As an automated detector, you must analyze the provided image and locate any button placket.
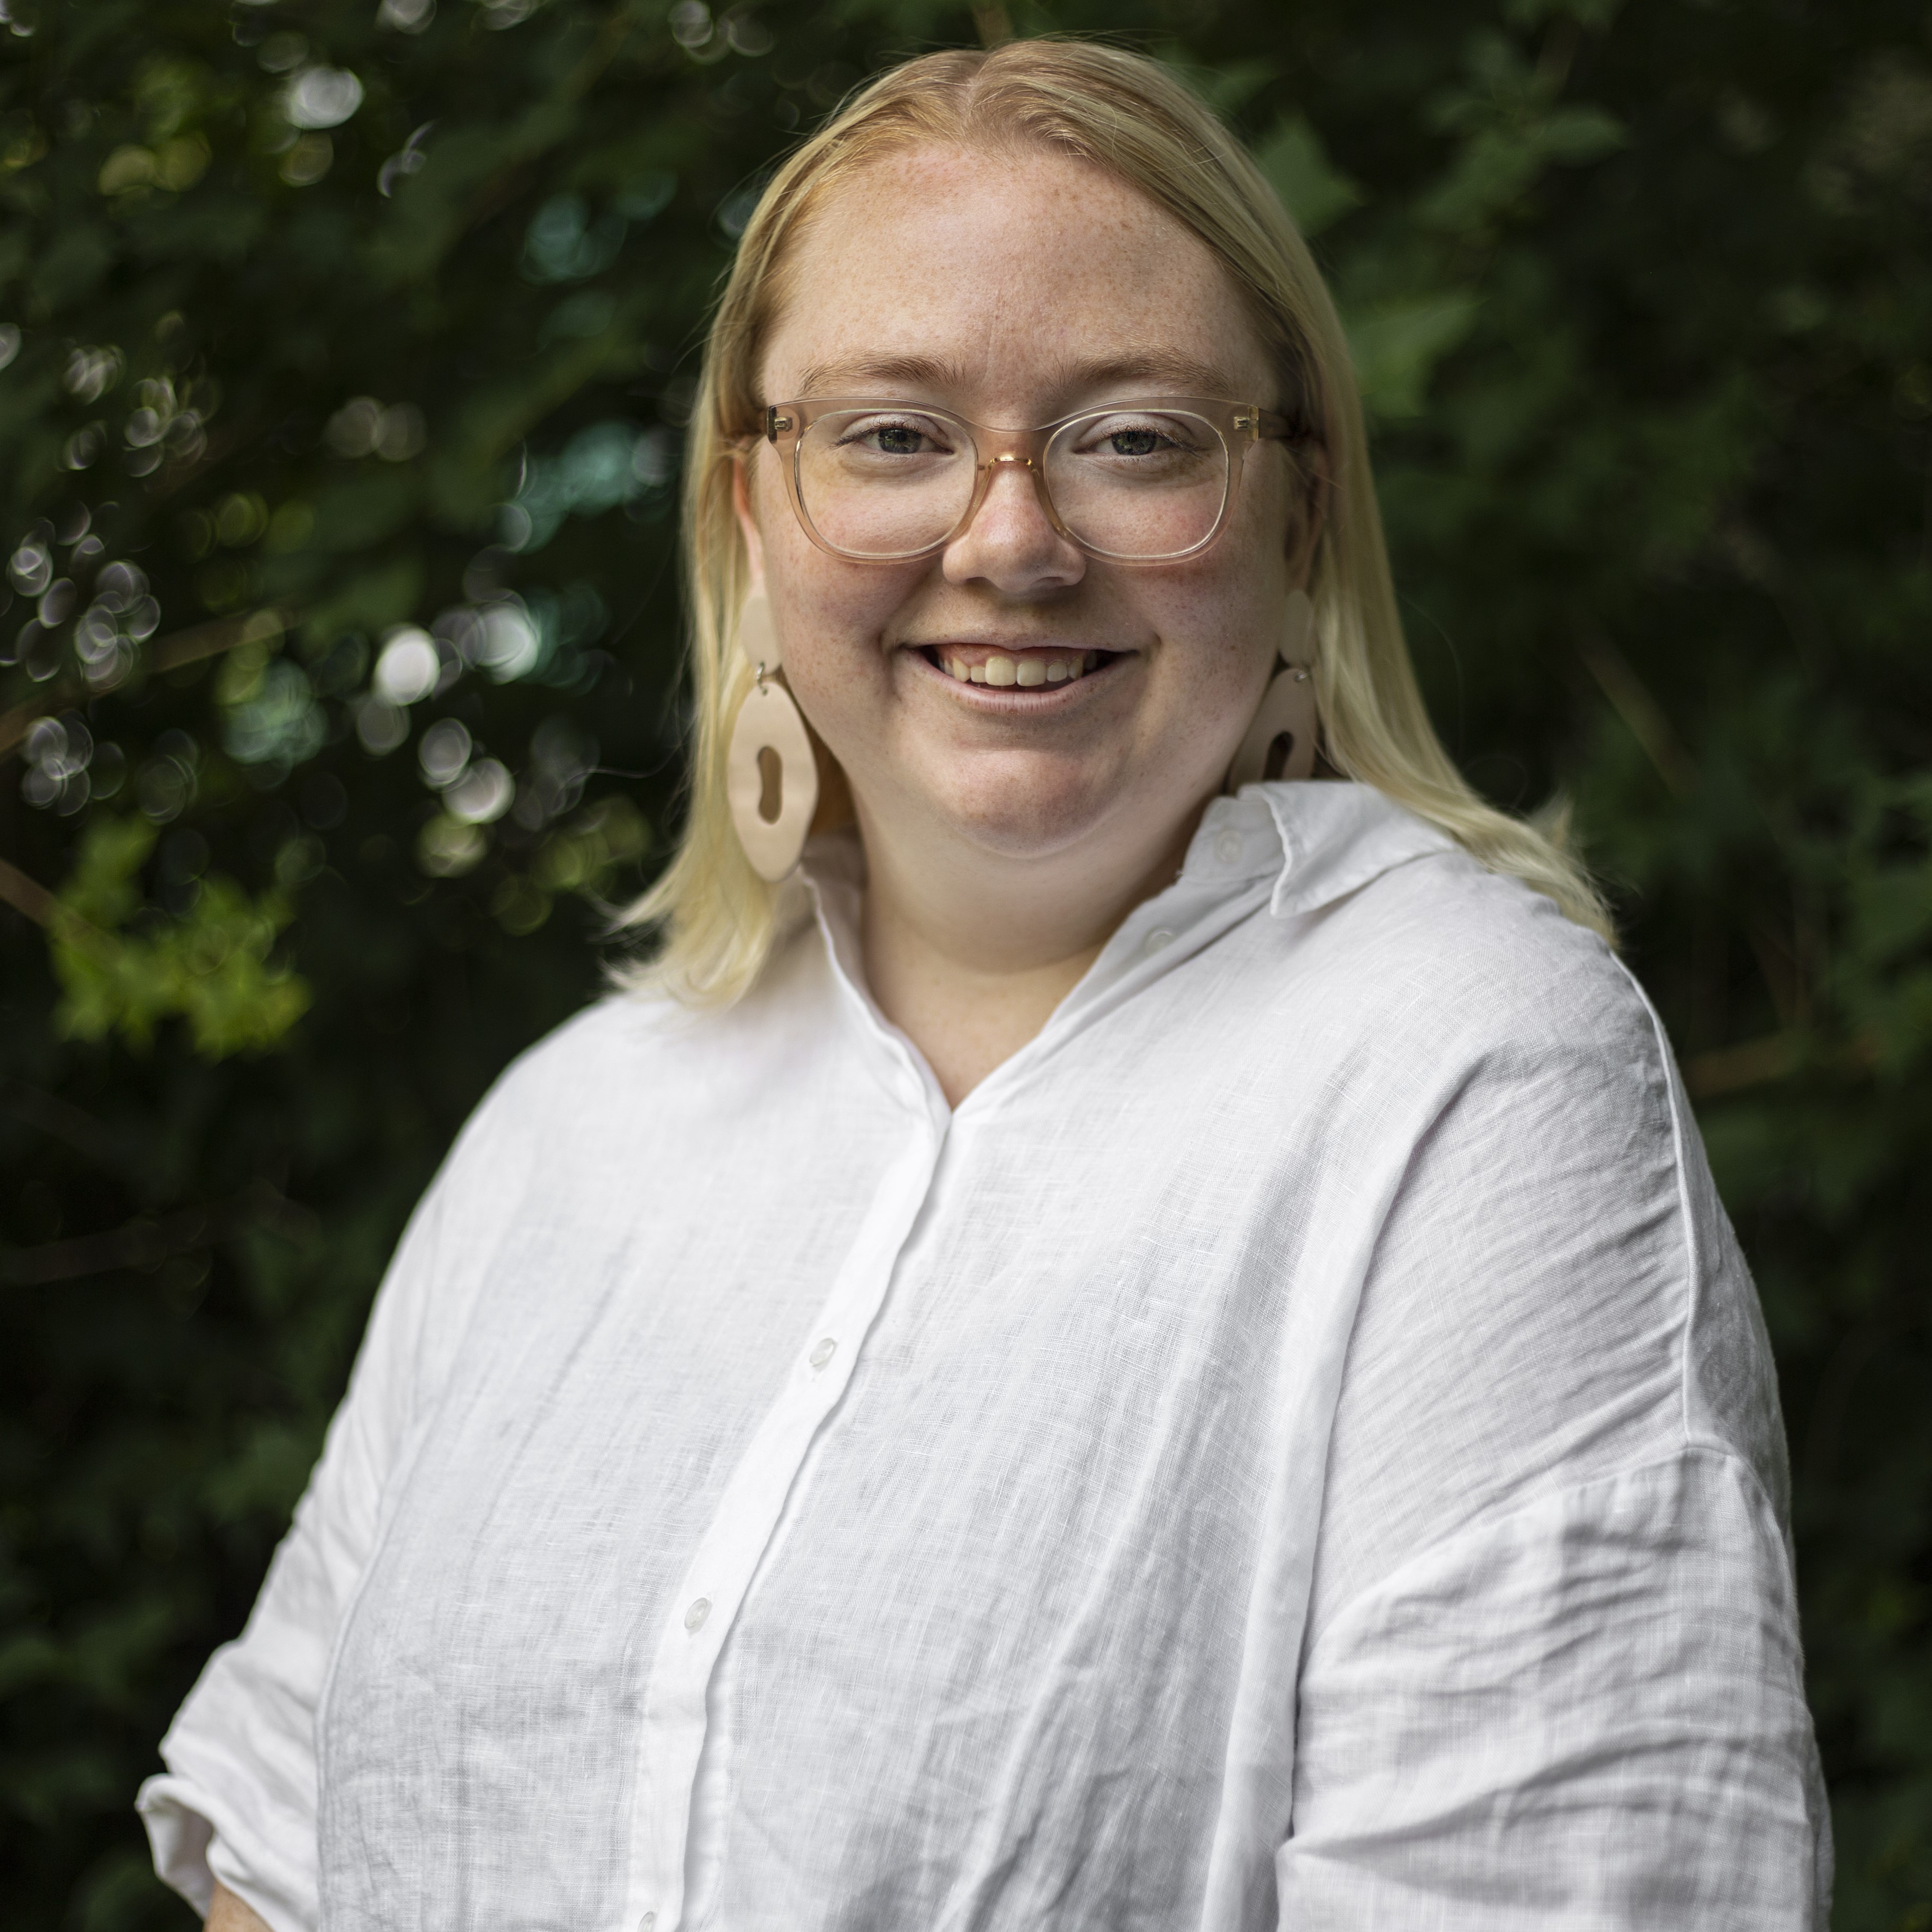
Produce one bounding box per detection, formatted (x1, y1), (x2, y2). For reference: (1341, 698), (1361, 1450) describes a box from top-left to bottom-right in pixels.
(621, 1119), (944, 1932)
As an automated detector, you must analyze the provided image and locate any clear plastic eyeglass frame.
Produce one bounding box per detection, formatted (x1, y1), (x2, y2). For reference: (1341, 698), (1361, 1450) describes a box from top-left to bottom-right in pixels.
(759, 396), (1304, 566)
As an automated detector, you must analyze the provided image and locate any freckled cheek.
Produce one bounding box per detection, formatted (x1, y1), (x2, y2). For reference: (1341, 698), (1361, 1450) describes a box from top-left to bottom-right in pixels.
(1160, 481), (1297, 715)
(758, 523), (904, 688)
(783, 573), (904, 661)
(768, 570), (917, 753)
(1138, 571), (1279, 713)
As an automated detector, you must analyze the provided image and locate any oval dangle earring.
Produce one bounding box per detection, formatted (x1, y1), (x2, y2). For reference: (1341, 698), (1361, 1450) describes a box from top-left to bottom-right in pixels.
(1227, 587), (1320, 792)
(726, 588), (820, 883)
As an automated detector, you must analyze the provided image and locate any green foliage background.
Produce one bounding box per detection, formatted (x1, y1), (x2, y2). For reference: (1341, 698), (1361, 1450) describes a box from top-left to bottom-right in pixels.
(1, 0), (1926, 1922)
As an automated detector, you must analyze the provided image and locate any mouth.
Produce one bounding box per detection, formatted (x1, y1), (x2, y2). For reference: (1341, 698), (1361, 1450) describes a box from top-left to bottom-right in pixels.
(908, 642), (1126, 692)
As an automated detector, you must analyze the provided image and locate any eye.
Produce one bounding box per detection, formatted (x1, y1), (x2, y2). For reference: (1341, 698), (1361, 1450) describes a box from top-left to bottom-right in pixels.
(831, 413), (959, 459)
(1071, 413), (1209, 460)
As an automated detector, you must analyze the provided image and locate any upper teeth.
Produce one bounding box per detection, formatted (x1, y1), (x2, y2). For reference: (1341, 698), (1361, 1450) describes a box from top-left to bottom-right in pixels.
(942, 651), (1098, 686)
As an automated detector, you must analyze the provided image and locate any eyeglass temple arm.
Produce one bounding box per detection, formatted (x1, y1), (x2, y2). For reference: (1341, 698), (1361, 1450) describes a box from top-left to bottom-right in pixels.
(1234, 406), (1306, 443)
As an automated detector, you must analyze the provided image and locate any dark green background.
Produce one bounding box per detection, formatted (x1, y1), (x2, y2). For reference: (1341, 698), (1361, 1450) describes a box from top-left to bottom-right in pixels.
(2, 0), (1926, 1923)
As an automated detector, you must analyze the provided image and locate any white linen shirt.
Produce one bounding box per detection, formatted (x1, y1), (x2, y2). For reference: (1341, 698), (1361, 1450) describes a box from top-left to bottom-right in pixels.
(139, 782), (1830, 1932)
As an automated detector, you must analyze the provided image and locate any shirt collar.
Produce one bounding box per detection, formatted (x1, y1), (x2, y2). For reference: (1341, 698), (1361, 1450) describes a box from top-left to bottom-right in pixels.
(789, 783), (1456, 1111)
(797, 781), (1454, 976)
(1170, 781), (1456, 914)
(1252, 780), (1458, 919)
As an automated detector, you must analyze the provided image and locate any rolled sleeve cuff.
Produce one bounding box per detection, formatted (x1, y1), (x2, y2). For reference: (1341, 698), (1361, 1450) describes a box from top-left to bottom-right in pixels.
(137, 1775), (216, 1917)
(137, 1773), (311, 1931)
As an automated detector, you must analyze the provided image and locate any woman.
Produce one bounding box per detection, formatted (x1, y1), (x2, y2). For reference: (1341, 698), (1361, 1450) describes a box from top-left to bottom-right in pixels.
(141, 39), (1829, 1931)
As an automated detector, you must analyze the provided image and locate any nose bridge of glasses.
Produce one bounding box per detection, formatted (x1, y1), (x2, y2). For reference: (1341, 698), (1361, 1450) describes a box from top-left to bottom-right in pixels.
(974, 415), (1048, 466)
(963, 436), (1069, 548)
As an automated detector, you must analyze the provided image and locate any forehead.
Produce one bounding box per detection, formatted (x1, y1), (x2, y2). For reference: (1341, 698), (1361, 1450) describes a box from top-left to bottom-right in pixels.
(759, 144), (1273, 409)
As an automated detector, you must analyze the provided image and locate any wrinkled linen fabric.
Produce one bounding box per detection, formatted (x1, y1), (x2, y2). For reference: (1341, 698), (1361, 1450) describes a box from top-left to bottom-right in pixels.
(138, 782), (1830, 1932)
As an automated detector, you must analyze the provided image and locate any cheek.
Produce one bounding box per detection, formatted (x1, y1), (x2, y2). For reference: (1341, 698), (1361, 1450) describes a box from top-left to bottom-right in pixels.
(1197, 487), (1296, 679)
(1155, 548), (1291, 700)
(755, 496), (916, 743)
(755, 473), (882, 663)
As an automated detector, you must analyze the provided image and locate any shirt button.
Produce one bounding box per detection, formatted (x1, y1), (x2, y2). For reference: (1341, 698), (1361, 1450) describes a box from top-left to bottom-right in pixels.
(809, 1337), (837, 1369)
(639, 1915), (656, 1931)
(684, 1597), (710, 1632)
(1143, 928), (1174, 955)
(1214, 828), (1244, 865)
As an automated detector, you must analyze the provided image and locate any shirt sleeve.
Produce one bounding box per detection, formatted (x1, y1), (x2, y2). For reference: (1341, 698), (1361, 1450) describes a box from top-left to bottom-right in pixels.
(131, 1007), (557, 1932)
(1277, 1450), (1828, 1928)
(1277, 959), (1831, 1928)
(135, 1173), (451, 1931)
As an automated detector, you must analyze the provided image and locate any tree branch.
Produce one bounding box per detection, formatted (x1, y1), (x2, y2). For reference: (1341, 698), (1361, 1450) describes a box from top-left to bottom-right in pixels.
(0, 607), (287, 764)
(1577, 636), (1699, 798)
(0, 1080), (127, 1169)
(0, 852), (59, 927)
(0, 1179), (319, 1286)
(0, 852), (114, 954)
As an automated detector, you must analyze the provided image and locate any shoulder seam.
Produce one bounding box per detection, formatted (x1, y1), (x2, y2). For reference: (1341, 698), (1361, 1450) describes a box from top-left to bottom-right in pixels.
(1611, 957), (1701, 1462)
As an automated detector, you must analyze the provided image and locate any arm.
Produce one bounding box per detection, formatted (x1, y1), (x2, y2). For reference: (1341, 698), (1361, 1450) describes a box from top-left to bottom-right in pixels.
(208, 1882), (272, 1932)
(138, 1166), (463, 1928)
(1280, 1453), (1826, 1928)
(1280, 981), (1829, 1926)
(137, 1025), (551, 1927)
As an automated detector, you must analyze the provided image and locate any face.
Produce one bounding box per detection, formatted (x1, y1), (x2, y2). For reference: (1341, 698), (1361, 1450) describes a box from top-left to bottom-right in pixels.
(739, 144), (1310, 877)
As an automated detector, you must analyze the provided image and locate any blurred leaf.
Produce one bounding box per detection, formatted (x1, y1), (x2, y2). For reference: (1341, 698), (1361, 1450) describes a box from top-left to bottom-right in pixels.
(1252, 111), (1365, 238)
(1346, 292), (1481, 418)
(48, 817), (310, 1057)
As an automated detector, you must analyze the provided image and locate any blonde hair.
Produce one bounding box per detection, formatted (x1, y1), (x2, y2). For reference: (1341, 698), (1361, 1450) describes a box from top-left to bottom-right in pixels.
(617, 38), (1612, 1000)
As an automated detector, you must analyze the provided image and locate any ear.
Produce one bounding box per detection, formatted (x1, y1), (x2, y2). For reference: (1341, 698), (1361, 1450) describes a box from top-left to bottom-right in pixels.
(731, 450), (768, 595)
(1286, 440), (1329, 591)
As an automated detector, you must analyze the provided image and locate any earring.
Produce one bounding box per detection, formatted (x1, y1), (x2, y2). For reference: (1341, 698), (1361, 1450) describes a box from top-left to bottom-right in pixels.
(1227, 588), (1319, 792)
(726, 588), (820, 882)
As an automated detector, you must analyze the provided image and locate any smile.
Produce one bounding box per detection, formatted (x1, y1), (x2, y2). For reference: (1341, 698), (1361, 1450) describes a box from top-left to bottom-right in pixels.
(912, 643), (1123, 691)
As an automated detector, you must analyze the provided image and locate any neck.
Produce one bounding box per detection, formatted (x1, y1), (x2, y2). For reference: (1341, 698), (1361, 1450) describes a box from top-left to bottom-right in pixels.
(856, 796), (1205, 1107)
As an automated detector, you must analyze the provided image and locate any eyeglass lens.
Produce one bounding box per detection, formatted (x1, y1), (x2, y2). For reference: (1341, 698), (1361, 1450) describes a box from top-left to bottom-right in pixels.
(795, 406), (1232, 561)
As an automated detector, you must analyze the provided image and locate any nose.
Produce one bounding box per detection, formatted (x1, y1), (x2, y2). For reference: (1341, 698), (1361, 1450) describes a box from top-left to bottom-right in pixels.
(941, 456), (1086, 596)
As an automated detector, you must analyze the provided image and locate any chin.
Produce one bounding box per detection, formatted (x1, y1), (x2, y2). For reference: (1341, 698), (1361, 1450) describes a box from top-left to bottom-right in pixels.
(925, 769), (1128, 861)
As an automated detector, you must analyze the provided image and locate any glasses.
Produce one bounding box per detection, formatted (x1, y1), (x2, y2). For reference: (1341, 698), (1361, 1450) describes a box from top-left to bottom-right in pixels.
(760, 396), (1303, 565)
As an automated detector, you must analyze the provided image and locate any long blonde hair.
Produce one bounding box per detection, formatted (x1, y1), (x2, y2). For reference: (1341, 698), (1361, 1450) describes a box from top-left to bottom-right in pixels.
(617, 38), (1611, 1000)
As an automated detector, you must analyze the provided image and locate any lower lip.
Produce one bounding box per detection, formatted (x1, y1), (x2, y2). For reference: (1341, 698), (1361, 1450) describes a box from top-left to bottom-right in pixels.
(904, 648), (1129, 708)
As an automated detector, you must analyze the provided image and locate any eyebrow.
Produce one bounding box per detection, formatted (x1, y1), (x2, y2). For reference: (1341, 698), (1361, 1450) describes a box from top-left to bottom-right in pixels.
(787, 349), (1255, 407)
